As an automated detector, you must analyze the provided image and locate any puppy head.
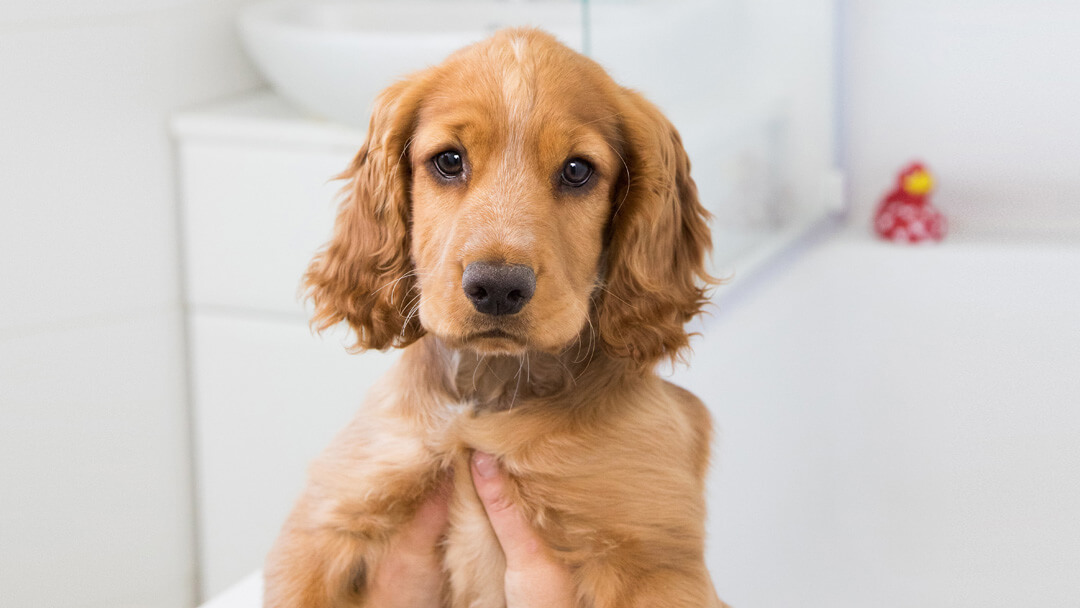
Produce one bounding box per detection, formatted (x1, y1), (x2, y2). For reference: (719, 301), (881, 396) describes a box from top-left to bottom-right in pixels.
(305, 29), (713, 366)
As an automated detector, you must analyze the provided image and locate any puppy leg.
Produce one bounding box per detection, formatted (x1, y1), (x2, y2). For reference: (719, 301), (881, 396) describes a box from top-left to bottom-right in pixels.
(265, 467), (450, 608)
(627, 569), (726, 608)
(264, 407), (444, 607)
(264, 498), (372, 608)
(581, 562), (725, 608)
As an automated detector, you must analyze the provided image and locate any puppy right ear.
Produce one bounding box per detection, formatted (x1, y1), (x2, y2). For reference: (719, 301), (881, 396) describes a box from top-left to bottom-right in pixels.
(304, 77), (428, 351)
(598, 88), (716, 367)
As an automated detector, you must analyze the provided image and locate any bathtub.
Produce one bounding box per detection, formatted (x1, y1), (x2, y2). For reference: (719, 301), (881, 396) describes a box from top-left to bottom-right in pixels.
(674, 233), (1080, 607)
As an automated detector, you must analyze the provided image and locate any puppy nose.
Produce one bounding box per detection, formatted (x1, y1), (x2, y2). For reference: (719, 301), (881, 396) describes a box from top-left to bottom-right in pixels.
(461, 262), (536, 316)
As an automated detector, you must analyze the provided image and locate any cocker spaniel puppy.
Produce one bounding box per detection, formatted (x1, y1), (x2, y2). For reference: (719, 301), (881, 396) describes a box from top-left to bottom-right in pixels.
(265, 28), (721, 607)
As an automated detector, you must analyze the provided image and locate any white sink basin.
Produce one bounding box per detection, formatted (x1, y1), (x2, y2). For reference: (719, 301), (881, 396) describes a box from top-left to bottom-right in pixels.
(238, 0), (584, 127)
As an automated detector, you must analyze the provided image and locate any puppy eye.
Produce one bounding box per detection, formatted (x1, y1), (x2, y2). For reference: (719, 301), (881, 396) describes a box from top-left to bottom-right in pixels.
(561, 158), (593, 187)
(433, 150), (464, 178)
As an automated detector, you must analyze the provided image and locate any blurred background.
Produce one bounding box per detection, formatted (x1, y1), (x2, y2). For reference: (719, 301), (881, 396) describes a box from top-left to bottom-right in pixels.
(1, 1), (1077, 607)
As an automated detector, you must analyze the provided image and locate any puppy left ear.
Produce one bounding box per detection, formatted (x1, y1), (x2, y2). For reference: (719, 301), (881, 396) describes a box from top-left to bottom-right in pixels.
(598, 89), (716, 367)
(303, 76), (428, 351)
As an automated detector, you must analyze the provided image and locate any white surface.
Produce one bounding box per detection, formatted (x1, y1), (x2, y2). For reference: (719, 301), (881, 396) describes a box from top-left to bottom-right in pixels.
(190, 313), (401, 597)
(199, 571), (263, 608)
(238, 0), (583, 126)
(0, 1), (261, 606)
(844, 0), (1080, 238)
(673, 236), (1080, 607)
(171, 91), (365, 148)
(202, 235), (1080, 607)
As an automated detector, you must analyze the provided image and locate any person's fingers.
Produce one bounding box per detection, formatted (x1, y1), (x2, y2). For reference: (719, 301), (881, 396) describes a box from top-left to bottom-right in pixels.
(470, 451), (548, 571)
(366, 477), (452, 608)
(397, 475), (452, 555)
(471, 451), (576, 608)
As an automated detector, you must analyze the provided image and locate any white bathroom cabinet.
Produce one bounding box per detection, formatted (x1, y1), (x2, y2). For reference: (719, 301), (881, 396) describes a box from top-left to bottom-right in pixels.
(172, 92), (400, 598)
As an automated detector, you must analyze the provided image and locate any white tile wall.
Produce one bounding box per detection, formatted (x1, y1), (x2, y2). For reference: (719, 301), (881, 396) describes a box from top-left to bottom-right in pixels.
(0, 1), (261, 606)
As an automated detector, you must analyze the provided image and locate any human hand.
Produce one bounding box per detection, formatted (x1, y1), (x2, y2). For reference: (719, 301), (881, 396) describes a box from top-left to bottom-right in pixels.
(471, 451), (576, 608)
(367, 455), (576, 608)
(365, 479), (451, 608)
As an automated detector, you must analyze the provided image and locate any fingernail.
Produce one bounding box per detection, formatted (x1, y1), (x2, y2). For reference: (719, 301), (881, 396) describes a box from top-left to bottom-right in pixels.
(472, 451), (497, 479)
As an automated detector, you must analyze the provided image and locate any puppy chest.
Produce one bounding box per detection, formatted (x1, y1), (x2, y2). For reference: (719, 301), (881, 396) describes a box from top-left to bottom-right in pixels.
(443, 464), (507, 608)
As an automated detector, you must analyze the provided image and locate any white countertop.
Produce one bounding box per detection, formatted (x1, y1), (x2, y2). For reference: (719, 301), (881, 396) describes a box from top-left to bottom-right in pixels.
(171, 89), (365, 149)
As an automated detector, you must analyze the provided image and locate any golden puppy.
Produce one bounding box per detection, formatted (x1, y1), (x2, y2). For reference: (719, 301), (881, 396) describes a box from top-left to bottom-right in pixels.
(265, 28), (722, 607)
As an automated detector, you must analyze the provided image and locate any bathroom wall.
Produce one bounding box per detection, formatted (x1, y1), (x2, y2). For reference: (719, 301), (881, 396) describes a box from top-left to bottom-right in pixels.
(0, 1), (260, 606)
(843, 0), (1080, 239)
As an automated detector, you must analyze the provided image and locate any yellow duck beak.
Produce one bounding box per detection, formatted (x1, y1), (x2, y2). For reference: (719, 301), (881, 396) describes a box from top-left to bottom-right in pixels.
(903, 170), (934, 196)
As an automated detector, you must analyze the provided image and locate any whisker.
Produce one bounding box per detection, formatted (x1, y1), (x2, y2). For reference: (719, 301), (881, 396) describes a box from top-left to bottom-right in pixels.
(571, 300), (594, 364)
(508, 351), (527, 411)
(553, 346), (578, 388)
(401, 294), (426, 335)
(472, 353), (485, 393)
(371, 269), (431, 303)
(574, 302), (598, 379)
(599, 286), (640, 313)
(604, 141), (632, 217)
(400, 289), (424, 316)
(399, 136), (415, 163)
(569, 112), (623, 131)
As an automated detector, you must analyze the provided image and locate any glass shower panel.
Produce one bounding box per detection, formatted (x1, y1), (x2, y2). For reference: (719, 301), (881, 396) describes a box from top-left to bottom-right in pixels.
(585, 0), (840, 273)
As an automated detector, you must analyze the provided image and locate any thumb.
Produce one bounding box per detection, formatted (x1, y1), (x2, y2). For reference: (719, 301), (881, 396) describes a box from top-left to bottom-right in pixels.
(470, 451), (547, 571)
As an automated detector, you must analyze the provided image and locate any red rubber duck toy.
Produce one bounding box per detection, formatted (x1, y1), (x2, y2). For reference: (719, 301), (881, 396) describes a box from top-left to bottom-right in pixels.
(873, 162), (947, 243)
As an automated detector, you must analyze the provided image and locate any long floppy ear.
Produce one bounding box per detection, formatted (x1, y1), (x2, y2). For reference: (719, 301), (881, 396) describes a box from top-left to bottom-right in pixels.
(304, 77), (428, 351)
(598, 89), (716, 366)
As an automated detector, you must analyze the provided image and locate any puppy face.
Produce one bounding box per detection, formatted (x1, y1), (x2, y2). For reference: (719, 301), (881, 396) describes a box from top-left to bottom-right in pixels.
(305, 29), (713, 366)
(407, 44), (623, 355)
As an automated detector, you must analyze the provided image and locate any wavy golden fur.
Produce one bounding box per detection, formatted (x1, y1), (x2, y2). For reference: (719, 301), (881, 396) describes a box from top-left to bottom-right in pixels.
(268, 29), (723, 607)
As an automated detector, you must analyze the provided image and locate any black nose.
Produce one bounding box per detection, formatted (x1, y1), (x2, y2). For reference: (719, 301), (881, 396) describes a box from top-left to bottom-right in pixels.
(461, 262), (536, 316)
